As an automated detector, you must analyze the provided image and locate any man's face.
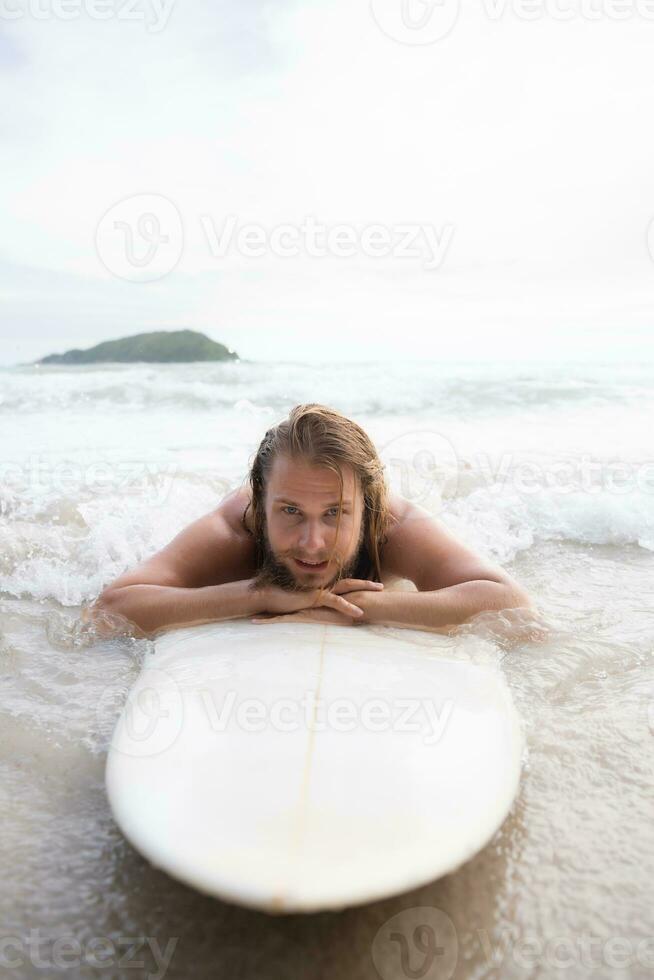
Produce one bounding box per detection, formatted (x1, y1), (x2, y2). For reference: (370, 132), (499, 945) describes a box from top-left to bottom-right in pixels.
(259, 454), (366, 591)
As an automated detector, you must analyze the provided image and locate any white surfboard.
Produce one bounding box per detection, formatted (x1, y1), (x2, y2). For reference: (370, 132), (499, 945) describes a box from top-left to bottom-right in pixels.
(105, 620), (523, 913)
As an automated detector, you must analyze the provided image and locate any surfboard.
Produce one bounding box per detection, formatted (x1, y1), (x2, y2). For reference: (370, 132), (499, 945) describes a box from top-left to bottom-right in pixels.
(105, 620), (524, 913)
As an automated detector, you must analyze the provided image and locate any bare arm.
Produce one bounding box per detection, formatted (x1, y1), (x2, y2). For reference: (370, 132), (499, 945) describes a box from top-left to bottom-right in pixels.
(355, 507), (534, 631)
(350, 579), (533, 632)
(252, 509), (534, 633)
(91, 506), (264, 637)
(95, 578), (267, 638)
(90, 497), (377, 637)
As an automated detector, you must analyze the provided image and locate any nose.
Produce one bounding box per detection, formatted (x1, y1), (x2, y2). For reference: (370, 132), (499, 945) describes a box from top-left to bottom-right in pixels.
(298, 519), (327, 555)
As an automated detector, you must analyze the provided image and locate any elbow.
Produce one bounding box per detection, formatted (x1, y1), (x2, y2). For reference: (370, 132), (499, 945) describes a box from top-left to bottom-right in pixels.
(496, 584), (548, 642)
(94, 586), (121, 616)
(89, 587), (120, 625)
(503, 584), (536, 613)
(88, 587), (141, 637)
(485, 575), (535, 613)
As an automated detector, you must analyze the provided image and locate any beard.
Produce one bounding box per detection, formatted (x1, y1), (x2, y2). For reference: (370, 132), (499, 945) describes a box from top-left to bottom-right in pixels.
(252, 519), (366, 593)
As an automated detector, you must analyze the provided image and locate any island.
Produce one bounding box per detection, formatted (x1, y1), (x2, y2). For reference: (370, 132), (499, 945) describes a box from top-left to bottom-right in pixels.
(36, 330), (239, 365)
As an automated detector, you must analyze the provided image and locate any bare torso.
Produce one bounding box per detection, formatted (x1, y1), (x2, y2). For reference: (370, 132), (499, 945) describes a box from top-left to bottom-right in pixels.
(101, 477), (516, 601)
(97, 470), (530, 635)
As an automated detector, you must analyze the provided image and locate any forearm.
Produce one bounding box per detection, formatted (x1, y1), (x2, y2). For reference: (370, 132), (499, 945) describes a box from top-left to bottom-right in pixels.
(359, 580), (533, 631)
(92, 579), (266, 637)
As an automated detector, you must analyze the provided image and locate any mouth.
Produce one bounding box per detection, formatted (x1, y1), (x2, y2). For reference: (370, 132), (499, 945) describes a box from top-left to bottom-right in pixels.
(293, 558), (329, 573)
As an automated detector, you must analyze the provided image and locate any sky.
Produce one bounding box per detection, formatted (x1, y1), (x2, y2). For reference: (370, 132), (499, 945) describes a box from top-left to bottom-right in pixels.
(1, 0), (654, 365)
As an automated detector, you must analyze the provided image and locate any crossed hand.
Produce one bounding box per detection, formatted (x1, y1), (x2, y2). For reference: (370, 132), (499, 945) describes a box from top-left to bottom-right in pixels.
(252, 578), (384, 626)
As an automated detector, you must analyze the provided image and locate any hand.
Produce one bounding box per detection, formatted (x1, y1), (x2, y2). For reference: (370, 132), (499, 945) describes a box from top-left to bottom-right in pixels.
(252, 607), (357, 627)
(256, 578), (384, 621)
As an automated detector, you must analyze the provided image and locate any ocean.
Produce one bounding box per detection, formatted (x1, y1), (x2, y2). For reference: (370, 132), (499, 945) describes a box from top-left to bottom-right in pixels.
(1, 358), (653, 979)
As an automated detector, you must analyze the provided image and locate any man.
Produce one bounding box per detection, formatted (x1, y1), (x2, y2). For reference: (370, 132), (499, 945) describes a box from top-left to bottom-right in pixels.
(93, 403), (534, 637)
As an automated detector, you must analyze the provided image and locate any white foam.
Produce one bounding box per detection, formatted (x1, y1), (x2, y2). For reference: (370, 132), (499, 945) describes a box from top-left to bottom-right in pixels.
(1, 360), (652, 604)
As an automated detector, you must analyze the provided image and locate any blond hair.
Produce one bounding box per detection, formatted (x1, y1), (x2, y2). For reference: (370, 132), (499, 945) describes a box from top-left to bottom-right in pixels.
(244, 403), (393, 582)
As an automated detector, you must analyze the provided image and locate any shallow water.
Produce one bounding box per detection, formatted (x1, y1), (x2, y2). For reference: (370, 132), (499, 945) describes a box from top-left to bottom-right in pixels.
(1, 360), (653, 978)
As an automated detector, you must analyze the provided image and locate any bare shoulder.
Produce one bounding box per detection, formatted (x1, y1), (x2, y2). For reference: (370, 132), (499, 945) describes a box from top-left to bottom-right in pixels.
(101, 484), (256, 595)
(216, 483), (254, 536)
(386, 491), (416, 527)
(382, 492), (515, 593)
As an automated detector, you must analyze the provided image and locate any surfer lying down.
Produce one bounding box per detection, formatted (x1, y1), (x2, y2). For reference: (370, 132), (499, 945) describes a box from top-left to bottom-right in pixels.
(92, 403), (535, 638)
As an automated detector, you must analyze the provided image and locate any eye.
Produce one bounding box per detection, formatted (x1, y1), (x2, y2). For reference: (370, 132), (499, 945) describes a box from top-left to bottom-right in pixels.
(326, 507), (340, 517)
(282, 505), (299, 515)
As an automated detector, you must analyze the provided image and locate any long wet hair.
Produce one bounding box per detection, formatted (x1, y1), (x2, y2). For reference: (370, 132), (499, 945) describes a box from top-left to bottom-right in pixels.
(244, 403), (394, 584)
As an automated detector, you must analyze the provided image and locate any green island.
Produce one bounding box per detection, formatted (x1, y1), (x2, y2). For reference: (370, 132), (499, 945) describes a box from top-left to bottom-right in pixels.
(37, 330), (239, 365)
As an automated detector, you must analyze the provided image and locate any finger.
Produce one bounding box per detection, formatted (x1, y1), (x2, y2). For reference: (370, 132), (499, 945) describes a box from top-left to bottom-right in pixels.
(322, 592), (364, 618)
(332, 579), (383, 592)
(331, 579), (384, 594)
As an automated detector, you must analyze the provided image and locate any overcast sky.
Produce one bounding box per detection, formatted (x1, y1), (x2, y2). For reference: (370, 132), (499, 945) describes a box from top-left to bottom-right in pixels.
(1, 0), (654, 365)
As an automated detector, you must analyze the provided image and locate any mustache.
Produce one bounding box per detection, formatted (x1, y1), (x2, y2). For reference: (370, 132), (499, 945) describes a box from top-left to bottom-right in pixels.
(254, 540), (359, 593)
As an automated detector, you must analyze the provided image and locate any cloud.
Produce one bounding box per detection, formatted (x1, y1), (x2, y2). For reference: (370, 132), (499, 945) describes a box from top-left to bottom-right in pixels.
(1, 0), (653, 364)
